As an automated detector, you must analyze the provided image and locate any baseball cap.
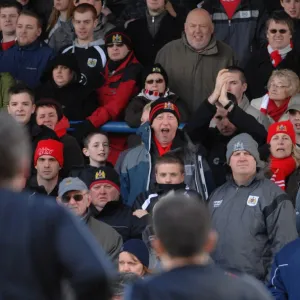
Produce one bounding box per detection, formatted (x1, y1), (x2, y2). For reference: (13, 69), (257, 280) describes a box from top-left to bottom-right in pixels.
(58, 177), (88, 197)
(287, 94), (300, 112)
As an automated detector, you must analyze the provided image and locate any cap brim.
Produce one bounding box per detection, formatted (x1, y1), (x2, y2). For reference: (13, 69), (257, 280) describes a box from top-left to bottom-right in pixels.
(287, 105), (300, 112)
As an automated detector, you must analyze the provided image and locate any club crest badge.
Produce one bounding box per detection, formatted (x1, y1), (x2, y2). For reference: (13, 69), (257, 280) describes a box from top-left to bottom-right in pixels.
(164, 102), (174, 110)
(87, 58), (97, 68)
(112, 34), (122, 43)
(247, 195), (259, 207)
(233, 141), (244, 151)
(276, 124), (287, 132)
(95, 171), (105, 180)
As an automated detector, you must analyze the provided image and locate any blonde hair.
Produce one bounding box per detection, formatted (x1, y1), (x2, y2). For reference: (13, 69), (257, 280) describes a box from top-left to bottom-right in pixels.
(143, 102), (152, 113)
(267, 69), (300, 97)
(47, 0), (75, 33)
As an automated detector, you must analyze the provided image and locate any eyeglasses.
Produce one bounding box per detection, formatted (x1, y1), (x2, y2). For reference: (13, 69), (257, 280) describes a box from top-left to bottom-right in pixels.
(106, 43), (125, 48)
(146, 79), (164, 84)
(269, 83), (288, 89)
(61, 193), (87, 203)
(269, 29), (288, 34)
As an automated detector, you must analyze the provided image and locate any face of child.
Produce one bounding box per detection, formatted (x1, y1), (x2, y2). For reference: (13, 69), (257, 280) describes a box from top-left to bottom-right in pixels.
(83, 133), (109, 166)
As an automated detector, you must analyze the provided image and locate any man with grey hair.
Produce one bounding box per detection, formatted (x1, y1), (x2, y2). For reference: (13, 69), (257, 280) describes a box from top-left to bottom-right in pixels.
(209, 133), (297, 281)
(0, 112), (113, 299)
(57, 177), (123, 261)
(125, 192), (273, 300)
(156, 8), (235, 112)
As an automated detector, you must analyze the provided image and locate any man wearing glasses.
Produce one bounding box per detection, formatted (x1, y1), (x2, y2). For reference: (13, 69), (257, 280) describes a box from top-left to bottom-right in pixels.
(57, 176), (123, 261)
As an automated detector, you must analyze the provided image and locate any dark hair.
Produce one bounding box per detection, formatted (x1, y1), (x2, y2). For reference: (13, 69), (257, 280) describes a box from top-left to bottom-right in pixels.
(8, 82), (35, 104)
(73, 3), (97, 20)
(19, 9), (42, 28)
(83, 130), (109, 148)
(35, 99), (63, 121)
(153, 193), (208, 258)
(0, 1), (22, 13)
(266, 10), (294, 35)
(227, 66), (247, 84)
(155, 152), (184, 173)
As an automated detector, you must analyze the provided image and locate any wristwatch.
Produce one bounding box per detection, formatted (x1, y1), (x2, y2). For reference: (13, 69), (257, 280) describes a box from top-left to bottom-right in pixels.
(223, 100), (234, 110)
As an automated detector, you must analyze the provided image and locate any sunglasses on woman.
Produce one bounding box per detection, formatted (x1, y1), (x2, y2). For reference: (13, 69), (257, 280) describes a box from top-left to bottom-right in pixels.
(106, 43), (125, 48)
(269, 29), (288, 34)
(62, 193), (87, 203)
(146, 79), (164, 84)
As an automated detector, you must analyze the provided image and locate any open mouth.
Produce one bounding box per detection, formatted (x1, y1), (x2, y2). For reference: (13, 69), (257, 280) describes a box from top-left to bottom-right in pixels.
(161, 128), (170, 134)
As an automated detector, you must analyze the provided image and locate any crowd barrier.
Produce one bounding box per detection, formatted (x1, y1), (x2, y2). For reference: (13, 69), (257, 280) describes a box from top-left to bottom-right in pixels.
(70, 121), (185, 133)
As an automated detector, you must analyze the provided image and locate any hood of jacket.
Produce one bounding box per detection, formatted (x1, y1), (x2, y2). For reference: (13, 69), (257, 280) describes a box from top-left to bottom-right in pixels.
(182, 32), (219, 56)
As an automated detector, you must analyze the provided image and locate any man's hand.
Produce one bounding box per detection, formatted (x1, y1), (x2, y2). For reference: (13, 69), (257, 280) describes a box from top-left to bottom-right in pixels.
(133, 209), (149, 218)
(218, 81), (231, 108)
(165, 1), (177, 17)
(208, 69), (231, 104)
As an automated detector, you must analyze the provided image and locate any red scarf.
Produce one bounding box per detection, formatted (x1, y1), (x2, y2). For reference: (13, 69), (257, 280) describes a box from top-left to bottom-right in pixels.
(54, 116), (70, 138)
(220, 0), (241, 20)
(153, 135), (172, 156)
(270, 155), (296, 190)
(266, 98), (290, 122)
(268, 42), (293, 67)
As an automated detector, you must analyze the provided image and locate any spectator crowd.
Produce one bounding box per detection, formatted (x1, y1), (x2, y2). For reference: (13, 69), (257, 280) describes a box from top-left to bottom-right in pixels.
(2, 0), (300, 299)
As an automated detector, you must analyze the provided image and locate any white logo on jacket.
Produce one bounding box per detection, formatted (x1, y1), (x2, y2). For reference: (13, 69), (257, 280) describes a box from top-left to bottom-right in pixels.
(87, 58), (97, 68)
(247, 195), (259, 207)
(213, 200), (223, 208)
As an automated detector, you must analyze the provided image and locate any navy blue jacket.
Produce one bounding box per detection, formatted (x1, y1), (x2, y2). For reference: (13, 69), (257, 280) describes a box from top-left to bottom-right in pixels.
(125, 264), (272, 300)
(268, 238), (300, 300)
(0, 188), (113, 300)
(0, 39), (55, 88)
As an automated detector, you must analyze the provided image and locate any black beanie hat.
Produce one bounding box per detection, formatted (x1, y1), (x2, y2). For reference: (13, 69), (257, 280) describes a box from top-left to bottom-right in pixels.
(105, 27), (132, 49)
(149, 98), (180, 124)
(41, 54), (81, 83)
(88, 167), (120, 191)
(35, 98), (64, 121)
(142, 63), (168, 88)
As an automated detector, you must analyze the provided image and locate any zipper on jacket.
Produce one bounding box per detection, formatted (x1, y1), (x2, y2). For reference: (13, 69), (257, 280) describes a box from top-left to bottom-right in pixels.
(228, 19), (231, 26)
(152, 16), (154, 23)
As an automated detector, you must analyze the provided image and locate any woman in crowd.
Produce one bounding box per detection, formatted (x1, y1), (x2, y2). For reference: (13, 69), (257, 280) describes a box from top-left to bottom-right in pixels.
(251, 69), (300, 124)
(35, 53), (99, 122)
(267, 120), (300, 197)
(35, 98), (84, 176)
(47, 0), (75, 51)
(245, 10), (300, 99)
(118, 239), (150, 277)
(82, 27), (143, 164)
(125, 63), (189, 128)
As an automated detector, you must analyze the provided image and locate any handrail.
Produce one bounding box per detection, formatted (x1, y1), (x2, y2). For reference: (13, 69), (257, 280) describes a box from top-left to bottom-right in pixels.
(70, 121), (185, 133)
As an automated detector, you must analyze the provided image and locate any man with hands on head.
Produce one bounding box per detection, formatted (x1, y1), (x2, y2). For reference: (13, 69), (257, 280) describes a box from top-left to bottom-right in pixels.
(185, 69), (268, 187)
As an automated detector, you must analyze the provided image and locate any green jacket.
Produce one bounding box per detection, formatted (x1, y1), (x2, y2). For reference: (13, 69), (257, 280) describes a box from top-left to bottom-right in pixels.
(0, 72), (14, 109)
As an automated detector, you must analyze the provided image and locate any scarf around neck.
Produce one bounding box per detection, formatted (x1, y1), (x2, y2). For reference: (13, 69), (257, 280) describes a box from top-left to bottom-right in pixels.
(270, 155), (296, 190)
(260, 93), (290, 122)
(138, 88), (173, 102)
(153, 135), (172, 157)
(267, 42), (293, 67)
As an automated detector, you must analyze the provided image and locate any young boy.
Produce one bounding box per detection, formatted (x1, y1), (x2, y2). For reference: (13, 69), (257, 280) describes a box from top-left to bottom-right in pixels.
(83, 131), (110, 167)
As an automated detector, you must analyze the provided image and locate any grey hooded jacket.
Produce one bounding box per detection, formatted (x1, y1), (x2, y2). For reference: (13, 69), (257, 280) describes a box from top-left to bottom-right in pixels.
(209, 173), (297, 281)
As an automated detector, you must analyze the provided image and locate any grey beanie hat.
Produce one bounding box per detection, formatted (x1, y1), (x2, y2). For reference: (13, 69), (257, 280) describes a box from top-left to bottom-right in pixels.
(226, 133), (260, 164)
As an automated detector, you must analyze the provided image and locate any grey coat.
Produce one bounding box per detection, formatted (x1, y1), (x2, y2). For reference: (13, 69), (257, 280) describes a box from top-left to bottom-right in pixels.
(87, 215), (123, 262)
(209, 173), (297, 281)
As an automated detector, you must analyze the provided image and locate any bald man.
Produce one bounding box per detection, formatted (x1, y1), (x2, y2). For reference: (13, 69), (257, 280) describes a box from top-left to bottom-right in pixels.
(125, 0), (184, 66)
(202, 0), (267, 66)
(156, 8), (235, 112)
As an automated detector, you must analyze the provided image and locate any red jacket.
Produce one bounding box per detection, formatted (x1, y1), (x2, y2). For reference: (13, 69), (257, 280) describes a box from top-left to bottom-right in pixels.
(88, 52), (142, 127)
